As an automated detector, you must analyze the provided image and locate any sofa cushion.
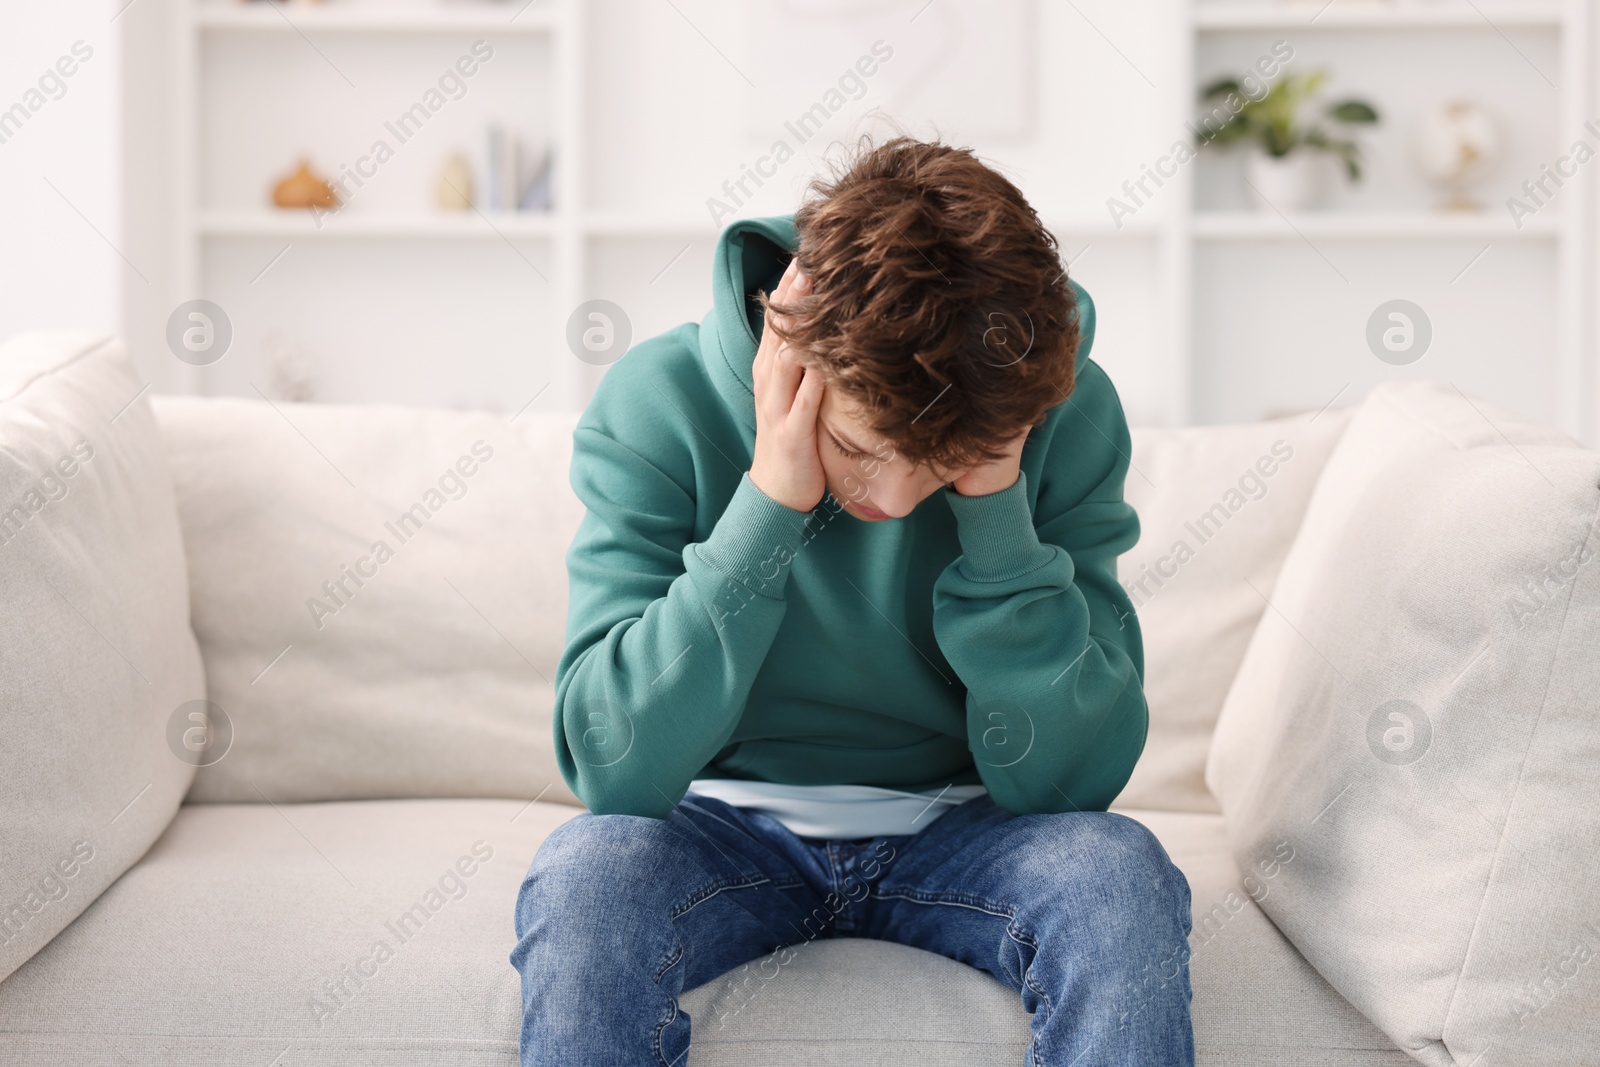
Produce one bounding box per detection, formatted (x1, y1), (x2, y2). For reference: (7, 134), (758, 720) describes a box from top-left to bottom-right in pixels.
(0, 799), (564, 1066)
(0, 800), (1402, 1065)
(149, 396), (585, 806)
(1117, 406), (1353, 812)
(1208, 379), (1600, 1065)
(0, 332), (205, 982)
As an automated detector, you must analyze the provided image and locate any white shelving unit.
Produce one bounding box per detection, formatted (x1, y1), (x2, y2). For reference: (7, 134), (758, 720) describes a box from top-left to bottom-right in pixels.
(196, 210), (561, 237)
(169, 0), (1595, 443)
(1166, 0), (1592, 440)
(172, 0), (1175, 416)
(1191, 211), (1563, 239)
(175, 0), (584, 407)
(193, 5), (561, 31)
(1194, 3), (1564, 30)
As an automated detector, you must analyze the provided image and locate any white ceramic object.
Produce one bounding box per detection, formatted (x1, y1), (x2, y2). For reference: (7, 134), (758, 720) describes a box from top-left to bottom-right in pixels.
(1245, 149), (1324, 212)
(1414, 100), (1502, 211)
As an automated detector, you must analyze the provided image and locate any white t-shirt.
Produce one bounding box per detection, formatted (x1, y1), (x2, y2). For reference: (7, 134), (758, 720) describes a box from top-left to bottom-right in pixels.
(686, 778), (988, 839)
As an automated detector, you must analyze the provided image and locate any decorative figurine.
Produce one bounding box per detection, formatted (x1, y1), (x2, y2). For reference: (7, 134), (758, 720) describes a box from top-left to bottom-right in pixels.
(272, 158), (339, 210)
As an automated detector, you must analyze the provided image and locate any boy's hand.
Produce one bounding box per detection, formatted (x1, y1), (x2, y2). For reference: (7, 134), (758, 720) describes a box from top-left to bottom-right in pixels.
(949, 428), (1029, 497)
(749, 258), (827, 512)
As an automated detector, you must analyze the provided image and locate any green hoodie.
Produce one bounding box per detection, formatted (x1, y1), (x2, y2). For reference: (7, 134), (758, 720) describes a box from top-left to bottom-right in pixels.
(554, 213), (1147, 819)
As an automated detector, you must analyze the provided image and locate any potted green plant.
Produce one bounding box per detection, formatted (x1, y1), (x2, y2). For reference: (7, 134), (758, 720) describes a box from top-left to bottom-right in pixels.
(1197, 68), (1379, 211)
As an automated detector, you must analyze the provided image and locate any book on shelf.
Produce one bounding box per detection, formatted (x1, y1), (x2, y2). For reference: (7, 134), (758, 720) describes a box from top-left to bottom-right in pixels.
(518, 145), (554, 212)
(484, 124), (553, 213)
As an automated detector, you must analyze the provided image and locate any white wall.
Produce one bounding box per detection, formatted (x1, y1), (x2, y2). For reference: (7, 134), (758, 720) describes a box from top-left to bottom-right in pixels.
(0, 5), (123, 342)
(0, 0), (186, 394)
(121, 0), (182, 394)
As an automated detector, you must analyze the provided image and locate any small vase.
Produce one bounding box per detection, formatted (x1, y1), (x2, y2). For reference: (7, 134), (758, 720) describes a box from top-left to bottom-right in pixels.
(271, 158), (339, 210)
(1245, 149), (1324, 212)
(437, 153), (475, 212)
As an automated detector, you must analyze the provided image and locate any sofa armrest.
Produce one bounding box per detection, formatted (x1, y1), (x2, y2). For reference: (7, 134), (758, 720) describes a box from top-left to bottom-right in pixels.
(0, 331), (205, 982)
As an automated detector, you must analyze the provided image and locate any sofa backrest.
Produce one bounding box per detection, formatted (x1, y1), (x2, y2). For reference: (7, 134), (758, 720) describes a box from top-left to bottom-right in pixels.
(151, 379), (1355, 810)
(1117, 404), (1354, 811)
(151, 394), (587, 807)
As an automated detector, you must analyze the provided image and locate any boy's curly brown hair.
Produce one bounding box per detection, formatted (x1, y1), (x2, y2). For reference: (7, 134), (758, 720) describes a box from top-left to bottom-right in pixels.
(756, 134), (1080, 472)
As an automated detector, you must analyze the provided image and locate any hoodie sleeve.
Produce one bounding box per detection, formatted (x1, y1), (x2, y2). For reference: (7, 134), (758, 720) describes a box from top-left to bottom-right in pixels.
(553, 426), (814, 818)
(929, 360), (1148, 816)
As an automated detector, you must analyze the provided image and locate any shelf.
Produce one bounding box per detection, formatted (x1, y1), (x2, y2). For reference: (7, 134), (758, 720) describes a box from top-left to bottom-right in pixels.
(1193, 210), (1561, 239)
(581, 213), (722, 237)
(578, 213), (1166, 239)
(197, 207), (1553, 248)
(194, 3), (560, 33)
(1046, 215), (1164, 238)
(1194, 2), (1565, 30)
(198, 210), (559, 237)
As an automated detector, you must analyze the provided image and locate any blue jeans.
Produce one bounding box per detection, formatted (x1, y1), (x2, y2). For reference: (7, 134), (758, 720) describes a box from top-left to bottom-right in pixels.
(510, 792), (1194, 1066)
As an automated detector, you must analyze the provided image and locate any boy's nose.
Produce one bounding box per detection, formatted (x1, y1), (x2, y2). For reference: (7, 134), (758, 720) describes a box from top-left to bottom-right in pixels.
(870, 475), (930, 518)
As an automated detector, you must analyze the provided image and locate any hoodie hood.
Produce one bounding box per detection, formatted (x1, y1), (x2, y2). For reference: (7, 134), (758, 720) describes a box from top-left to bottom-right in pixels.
(699, 213), (798, 437)
(696, 211), (1097, 439)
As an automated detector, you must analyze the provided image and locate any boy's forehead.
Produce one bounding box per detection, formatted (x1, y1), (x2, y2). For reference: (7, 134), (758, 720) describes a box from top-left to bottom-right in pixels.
(818, 390), (876, 436)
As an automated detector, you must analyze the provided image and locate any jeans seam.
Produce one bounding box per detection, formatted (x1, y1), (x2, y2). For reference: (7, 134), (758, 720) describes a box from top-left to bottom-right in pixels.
(653, 938), (685, 984)
(824, 842), (848, 923)
(1026, 963), (1053, 1067)
(669, 874), (800, 921)
(655, 875), (806, 1066)
(869, 885), (1014, 919)
(651, 991), (686, 1067)
(870, 888), (1053, 1065)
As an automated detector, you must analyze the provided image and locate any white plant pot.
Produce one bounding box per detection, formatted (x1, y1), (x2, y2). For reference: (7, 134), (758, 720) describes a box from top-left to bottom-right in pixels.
(1245, 150), (1325, 212)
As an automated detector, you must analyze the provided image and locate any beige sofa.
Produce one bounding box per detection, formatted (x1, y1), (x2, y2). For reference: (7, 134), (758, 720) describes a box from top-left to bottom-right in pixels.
(2, 332), (1596, 1066)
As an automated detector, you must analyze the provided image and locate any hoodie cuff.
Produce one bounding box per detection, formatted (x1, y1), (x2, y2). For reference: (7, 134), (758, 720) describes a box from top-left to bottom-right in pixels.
(942, 470), (1056, 583)
(693, 472), (815, 600)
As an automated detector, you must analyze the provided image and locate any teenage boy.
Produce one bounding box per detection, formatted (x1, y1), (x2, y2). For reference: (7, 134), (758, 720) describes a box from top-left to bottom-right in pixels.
(512, 135), (1195, 1066)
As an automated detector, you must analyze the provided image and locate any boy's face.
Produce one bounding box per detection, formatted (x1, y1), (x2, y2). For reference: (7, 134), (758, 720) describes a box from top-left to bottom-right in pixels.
(815, 384), (962, 521)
